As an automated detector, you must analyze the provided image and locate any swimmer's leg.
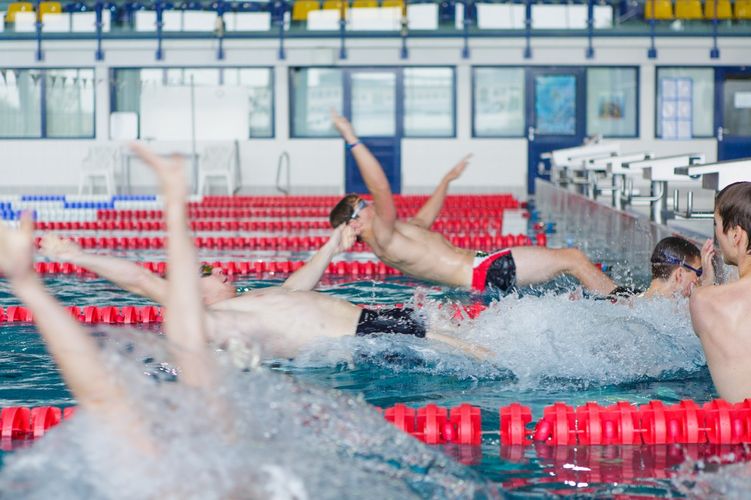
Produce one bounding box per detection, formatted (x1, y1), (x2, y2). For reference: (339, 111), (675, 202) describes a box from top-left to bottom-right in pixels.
(132, 144), (216, 390)
(510, 246), (615, 295)
(0, 215), (154, 452)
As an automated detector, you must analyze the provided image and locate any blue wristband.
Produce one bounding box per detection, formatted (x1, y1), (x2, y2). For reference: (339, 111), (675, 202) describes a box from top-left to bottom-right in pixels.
(346, 141), (361, 150)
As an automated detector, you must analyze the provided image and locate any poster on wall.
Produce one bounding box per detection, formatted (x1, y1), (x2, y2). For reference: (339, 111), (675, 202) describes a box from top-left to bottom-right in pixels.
(660, 77), (692, 140)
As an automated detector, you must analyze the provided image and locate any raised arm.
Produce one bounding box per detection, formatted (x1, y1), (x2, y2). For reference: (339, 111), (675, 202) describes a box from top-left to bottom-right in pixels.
(409, 155), (471, 229)
(40, 234), (168, 303)
(331, 111), (398, 243)
(282, 224), (356, 291)
(130, 144), (215, 390)
(0, 216), (145, 440)
(699, 238), (717, 286)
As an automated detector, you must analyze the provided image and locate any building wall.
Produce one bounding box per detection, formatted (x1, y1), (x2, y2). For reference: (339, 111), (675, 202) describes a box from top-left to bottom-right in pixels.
(0, 35), (745, 193)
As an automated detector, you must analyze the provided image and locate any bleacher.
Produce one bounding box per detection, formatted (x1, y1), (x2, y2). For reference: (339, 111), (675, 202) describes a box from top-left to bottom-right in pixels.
(0, 0), (749, 36)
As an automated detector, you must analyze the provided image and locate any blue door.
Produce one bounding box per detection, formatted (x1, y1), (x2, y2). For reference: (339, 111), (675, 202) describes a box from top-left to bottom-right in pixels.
(526, 67), (586, 194)
(344, 68), (402, 194)
(715, 67), (751, 161)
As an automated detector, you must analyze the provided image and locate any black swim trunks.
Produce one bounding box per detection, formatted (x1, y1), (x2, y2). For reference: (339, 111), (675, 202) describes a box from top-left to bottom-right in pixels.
(605, 286), (644, 301)
(355, 307), (427, 338)
(471, 249), (517, 293)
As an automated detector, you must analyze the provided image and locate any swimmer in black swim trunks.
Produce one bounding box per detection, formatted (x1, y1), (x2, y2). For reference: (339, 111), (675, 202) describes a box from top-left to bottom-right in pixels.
(608, 236), (716, 301)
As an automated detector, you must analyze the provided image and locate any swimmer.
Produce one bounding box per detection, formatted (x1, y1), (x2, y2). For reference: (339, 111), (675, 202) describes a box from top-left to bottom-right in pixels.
(41, 167), (488, 362)
(328, 111), (616, 297)
(689, 182), (751, 403)
(607, 236), (716, 300)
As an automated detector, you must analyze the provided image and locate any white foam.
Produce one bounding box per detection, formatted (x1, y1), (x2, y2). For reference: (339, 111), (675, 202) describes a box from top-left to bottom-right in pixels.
(0, 328), (492, 498)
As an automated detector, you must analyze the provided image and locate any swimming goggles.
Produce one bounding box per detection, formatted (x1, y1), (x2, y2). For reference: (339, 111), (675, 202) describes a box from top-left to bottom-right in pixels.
(652, 255), (703, 278)
(199, 263), (215, 277)
(350, 199), (369, 221)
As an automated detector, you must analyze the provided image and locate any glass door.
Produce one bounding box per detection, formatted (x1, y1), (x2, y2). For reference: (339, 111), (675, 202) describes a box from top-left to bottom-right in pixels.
(344, 68), (402, 194)
(716, 67), (751, 161)
(526, 67), (586, 194)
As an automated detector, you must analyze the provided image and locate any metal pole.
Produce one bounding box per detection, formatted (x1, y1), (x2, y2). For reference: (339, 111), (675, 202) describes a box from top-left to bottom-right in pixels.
(650, 180), (666, 224)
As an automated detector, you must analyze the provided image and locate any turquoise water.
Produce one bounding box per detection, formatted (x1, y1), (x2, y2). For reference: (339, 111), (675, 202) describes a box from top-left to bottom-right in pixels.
(0, 262), (721, 496)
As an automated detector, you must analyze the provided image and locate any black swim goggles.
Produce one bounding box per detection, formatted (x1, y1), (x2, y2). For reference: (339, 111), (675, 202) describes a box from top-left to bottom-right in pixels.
(350, 199), (369, 221)
(651, 255), (703, 278)
(199, 263), (215, 277)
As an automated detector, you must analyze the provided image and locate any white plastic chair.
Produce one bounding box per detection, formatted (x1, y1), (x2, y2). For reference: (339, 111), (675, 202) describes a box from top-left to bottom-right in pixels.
(198, 144), (237, 195)
(79, 145), (120, 195)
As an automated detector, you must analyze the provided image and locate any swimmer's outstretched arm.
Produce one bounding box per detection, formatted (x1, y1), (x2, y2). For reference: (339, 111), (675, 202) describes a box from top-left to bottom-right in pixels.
(281, 224), (356, 291)
(0, 216), (151, 448)
(40, 234), (167, 303)
(331, 111), (397, 246)
(428, 330), (492, 361)
(409, 155), (471, 229)
(131, 144), (216, 390)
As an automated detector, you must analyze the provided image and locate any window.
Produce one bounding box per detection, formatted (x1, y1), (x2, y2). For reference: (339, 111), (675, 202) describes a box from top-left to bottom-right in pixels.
(656, 68), (714, 139)
(404, 68), (454, 137)
(111, 67), (274, 139)
(0, 68), (94, 139)
(46, 69), (96, 138)
(290, 68), (343, 137)
(586, 67), (638, 138)
(473, 67), (525, 137)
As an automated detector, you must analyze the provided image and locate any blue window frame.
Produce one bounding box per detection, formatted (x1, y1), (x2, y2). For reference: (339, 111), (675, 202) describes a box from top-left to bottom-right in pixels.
(289, 66), (456, 139)
(0, 67), (96, 139)
(110, 66), (275, 139)
(655, 67), (714, 139)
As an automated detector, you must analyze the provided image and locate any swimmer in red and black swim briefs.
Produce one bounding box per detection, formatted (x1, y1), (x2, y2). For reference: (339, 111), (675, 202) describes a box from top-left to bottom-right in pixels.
(471, 249), (517, 293)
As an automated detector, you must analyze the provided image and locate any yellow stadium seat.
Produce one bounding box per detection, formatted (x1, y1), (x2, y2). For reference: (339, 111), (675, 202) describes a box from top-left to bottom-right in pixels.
(381, 0), (405, 12)
(352, 0), (378, 8)
(644, 0), (674, 19)
(292, 0), (320, 21)
(323, 0), (347, 16)
(704, 0), (732, 18)
(736, 0), (751, 18)
(6, 2), (34, 23)
(38, 1), (62, 20)
(675, 0), (702, 18)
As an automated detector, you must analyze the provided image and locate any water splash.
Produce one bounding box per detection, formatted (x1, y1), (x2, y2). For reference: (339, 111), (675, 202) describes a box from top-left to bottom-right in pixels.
(290, 293), (705, 390)
(673, 451), (751, 499)
(0, 328), (496, 499)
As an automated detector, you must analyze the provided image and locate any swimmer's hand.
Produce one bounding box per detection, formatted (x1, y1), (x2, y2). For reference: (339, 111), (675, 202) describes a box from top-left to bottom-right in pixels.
(330, 110), (358, 144)
(327, 224), (357, 254)
(0, 213), (35, 282)
(443, 154), (472, 183)
(40, 234), (82, 261)
(129, 143), (186, 193)
(700, 238), (716, 286)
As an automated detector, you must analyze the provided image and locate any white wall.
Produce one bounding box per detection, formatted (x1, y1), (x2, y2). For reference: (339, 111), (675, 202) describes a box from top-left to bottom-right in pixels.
(0, 36), (748, 194)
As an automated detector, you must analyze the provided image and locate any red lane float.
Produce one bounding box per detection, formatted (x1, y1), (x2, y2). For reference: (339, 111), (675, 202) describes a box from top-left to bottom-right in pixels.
(183, 194), (520, 209)
(31, 233), (539, 252)
(0, 303), (485, 325)
(36, 219), (507, 234)
(5, 398), (751, 446)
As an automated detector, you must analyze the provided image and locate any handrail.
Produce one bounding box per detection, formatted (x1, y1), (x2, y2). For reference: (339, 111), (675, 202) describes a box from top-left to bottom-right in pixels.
(276, 151), (291, 196)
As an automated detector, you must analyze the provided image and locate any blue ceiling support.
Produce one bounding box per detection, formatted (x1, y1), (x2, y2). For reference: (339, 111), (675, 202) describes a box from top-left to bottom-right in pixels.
(155, 2), (165, 60)
(35, 0), (44, 61)
(276, 0), (287, 60)
(216, 0), (226, 60)
(461, 0), (470, 59)
(523, 0), (532, 59)
(710, 2), (720, 59)
(95, 0), (105, 60)
(338, 3), (347, 59)
(585, 0), (594, 59)
(400, 13), (408, 59)
(647, 18), (657, 58)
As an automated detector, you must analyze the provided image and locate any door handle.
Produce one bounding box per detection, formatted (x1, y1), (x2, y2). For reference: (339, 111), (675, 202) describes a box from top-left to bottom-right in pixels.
(717, 126), (726, 141)
(527, 126), (536, 141)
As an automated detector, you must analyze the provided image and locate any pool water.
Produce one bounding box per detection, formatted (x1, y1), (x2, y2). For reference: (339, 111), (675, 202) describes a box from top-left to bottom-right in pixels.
(0, 261), (723, 496)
